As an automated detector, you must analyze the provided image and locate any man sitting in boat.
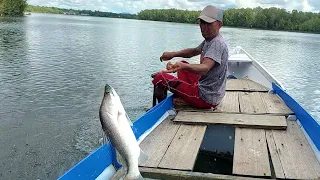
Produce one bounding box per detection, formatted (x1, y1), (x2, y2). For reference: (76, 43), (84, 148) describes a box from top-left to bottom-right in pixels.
(152, 5), (229, 109)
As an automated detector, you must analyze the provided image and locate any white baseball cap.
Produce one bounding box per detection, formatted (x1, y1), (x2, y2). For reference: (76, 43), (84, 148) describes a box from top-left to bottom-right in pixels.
(198, 5), (223, 23)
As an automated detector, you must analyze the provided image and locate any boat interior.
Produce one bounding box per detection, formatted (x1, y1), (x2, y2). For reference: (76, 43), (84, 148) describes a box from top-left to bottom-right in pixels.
(137, 48), (320, 180)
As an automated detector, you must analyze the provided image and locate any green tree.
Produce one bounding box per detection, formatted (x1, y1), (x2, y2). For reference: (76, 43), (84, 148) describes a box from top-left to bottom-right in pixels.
(0, 0), (27, 16)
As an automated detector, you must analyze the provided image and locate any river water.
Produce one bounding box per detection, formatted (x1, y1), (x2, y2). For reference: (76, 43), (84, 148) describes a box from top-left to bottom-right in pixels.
(0, 13), (319, 179)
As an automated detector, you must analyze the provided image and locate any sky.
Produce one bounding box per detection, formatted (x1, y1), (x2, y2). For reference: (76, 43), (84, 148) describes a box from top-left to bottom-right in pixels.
(27, 0), (320, 14)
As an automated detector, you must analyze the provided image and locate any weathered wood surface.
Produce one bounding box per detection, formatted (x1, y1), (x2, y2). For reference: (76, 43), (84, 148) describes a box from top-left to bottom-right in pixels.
(158, 124), (206, 170)
(139, 119), (180, 167)
(233, 128), (271, 177)
(226, 79), (269, 92)
(247, 79), (269, 92)
(270, 121), (320, 179)
(140, 167), (267, 180)
(215, 91), (240, 113)
(260, 92), (293, 115)
(175, 91), (292, 116)
(174, 112), (287, 129)
(239, 92), (267, 114)
(226, 79), (250, 91)
(265, 130), (285, 179)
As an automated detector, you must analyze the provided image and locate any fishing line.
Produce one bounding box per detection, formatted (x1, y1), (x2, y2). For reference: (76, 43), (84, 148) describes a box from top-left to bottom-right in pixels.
(158, 59), (199, 98)
(146, 59), (197, 114)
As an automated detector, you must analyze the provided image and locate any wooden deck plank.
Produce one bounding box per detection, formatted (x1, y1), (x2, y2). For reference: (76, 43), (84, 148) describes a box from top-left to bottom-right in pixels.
(260, 92), (293, 115)
(139, 119), (181, 167)
(215, 92), (240, 113)
(233, 128), (271, 177)
(158, 124), (207, 170)
(271, 121), (320, 179)
(173, 112), (287, 129)
(226, 79), (249, 91)
(265, 131), (285, 179)
(247, 79), (269, 92)
(239, 92), (267, 114)
(226, 79), (269, 92)
(140, 167), (267, 180)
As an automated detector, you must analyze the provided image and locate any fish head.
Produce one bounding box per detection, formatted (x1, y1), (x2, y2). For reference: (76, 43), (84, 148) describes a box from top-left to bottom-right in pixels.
(104, 84), (115, 96)
(100, 84), (123, 117)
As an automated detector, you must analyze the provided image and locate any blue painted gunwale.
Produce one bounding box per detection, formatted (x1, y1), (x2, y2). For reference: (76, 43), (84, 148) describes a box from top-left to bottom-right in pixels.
(273, 83), (320, 150)
(59, 95), (174, 180)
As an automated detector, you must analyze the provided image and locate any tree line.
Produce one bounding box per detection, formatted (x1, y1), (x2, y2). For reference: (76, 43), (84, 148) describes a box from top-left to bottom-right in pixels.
(137, 7), (320, 33)
(0, 0), (27, 16)
(2, 2), (320, 33)
(26, 5), (137, 19)
(223, 7), (320, 33)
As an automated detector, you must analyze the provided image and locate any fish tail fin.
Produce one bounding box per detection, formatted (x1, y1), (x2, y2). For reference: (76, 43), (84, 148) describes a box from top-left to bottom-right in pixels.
(138, 149), (148, 165)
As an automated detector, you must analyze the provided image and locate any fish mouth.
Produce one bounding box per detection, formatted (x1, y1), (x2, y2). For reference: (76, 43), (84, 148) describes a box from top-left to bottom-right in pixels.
(104, 84), (114, 96)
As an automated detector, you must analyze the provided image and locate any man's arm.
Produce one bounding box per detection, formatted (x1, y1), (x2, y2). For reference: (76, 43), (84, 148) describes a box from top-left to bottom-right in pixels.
(160, 48), (201, 61)
(163, 58), (215, 76)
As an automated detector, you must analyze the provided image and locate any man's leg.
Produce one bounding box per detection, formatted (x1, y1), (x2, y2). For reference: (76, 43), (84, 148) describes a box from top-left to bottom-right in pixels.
(152, 72), (215, 109)
(177, 61), (200, 85)
(152, 72), (181, 104)
(173, 61), (201, 106)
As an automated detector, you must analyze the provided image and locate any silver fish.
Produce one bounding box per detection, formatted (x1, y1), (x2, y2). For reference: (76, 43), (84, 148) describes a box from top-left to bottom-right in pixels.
(99, 84), (147, 180)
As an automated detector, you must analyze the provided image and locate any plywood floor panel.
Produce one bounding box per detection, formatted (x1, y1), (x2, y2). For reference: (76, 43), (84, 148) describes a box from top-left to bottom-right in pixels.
(271, 121), (320, 179)
(233, 128), (271, 177)
(139, 119), (180, 167)
(158, 124), (207, 170)
(174, 112), (287, 129)
(239, 92), (267, 114)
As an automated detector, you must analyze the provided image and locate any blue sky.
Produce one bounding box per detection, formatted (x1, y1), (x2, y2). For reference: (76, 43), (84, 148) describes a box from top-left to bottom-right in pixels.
(27, 0), (320, 14)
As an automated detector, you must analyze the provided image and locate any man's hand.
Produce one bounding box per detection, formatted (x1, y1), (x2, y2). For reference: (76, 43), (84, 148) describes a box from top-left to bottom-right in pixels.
(163, 61), (186, 73)
(160, 52), (176, 61)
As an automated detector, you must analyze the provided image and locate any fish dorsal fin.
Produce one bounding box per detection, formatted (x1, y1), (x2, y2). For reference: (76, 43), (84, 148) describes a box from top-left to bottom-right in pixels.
(138, 148), (148, 165)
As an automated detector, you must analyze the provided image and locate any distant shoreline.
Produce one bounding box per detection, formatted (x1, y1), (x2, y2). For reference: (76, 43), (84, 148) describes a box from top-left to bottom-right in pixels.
(24, 5), (320, 34)
(22, 12), (320, 35)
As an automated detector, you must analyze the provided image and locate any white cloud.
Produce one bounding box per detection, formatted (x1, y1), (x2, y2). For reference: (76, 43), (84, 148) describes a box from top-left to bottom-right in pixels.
(302, 0), (313, 11)
(27, 0), (320, 13)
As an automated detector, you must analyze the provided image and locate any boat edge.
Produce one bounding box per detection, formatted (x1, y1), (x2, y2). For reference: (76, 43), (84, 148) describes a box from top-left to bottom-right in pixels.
(273, 83), (320, 152)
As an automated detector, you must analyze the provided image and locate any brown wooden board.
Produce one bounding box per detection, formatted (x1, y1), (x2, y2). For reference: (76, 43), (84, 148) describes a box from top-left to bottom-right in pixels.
(247, 79), (269, 92)
(233, 128), (271, 177)
(158, 124), (207, 170)
(271, 121), (320, 179)
(239, 92), (267, 114)
(139, 119), (180, 167)
(215, 91), (240, 113)
(265, 130), (285, 179)
(226, 79), (269, 92)
(140, 167), (267, 180)
(226, 79), (249, 91)
(174, 112), (287, 129)
(260, 92), (293, 115)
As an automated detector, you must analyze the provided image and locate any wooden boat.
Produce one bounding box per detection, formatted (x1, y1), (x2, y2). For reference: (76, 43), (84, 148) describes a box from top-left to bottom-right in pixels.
(59, 46), (320, 180)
